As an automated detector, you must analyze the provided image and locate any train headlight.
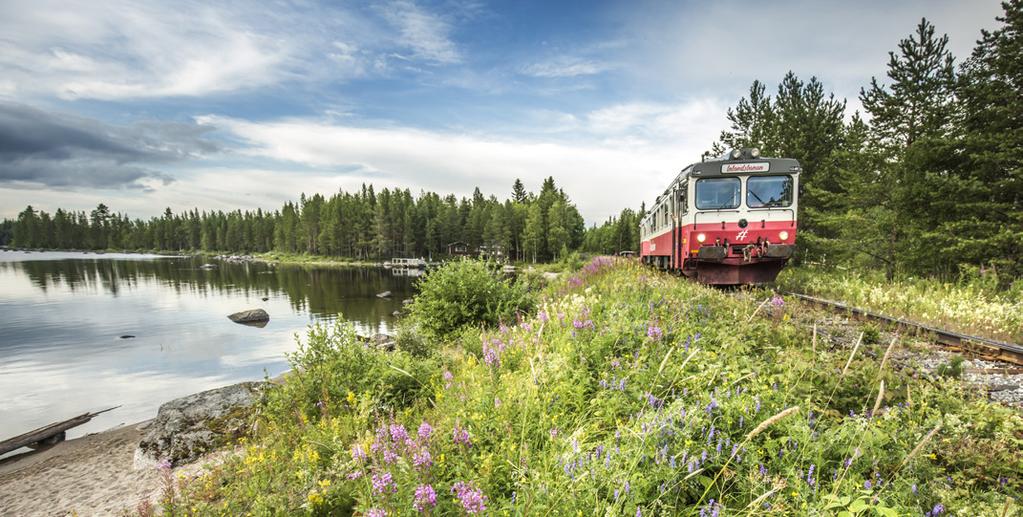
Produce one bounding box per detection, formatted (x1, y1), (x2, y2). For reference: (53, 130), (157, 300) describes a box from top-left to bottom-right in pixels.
(696, 233), (706, 243)
(750, 148), (761, 158)
(779, 231), (789, 240)
(730, 149), (742, 160)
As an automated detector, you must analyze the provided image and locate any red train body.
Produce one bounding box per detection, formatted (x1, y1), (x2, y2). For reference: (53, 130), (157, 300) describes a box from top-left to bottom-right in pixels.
(639, 149), (800, 285)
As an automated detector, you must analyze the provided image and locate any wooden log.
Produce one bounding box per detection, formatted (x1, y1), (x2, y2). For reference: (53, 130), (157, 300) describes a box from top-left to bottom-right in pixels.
(0, 406), (118, 455)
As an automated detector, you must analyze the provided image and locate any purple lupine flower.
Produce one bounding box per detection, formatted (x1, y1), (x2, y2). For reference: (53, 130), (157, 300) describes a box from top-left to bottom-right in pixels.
(413, 449), (432, 469)
(611, 358), (621, 369)
(636, 507), (642, 517)
(453, 425), (472, 447)
(482, 342), (500, 367)
(931, 503), (945, 515)
(155, 459), (172, 471)
(372, 472), (396, 494)
(624, 480), (631, 495)
(367, 509), (386, 517)
(418, 421), (433, 441)
(705, 397), (718, 414)
(451, 481), (487, 514)
(390, 423), (409, 444)
(864, 480), (872, 490)
(549, 427), (558, 439)
(759, 464), (767, 477)
(806, 464), (816, 486)
(573, 319), (585, 329)
(351, 443), (367, 462)
(383, 449), (399, 464)
(413, 484), (437, 512)
(346, 470), (364, 480)
(443, 371), (454, 382)
(912, 483), (918, 494)
(647, 325), (663, 339)
(538, 310), (549, 323)
(770, 295), (784, 307)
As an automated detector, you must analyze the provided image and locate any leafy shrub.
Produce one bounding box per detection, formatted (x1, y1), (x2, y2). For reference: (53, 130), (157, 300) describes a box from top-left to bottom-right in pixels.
(394, 320), (431, 357)
(408, 259), (533, 339)
(937, 355), (965, 379)
(270, 319), (438, 419)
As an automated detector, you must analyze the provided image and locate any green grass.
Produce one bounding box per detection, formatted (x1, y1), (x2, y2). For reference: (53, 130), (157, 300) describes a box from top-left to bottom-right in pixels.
(777, 266), (1023, 343)
(162, 258), (1022, 516)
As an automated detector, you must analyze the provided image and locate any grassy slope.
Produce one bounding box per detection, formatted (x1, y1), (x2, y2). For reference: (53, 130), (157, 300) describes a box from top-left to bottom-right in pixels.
(777, 266), (1023, 343)
(168, 259), (1021, 516)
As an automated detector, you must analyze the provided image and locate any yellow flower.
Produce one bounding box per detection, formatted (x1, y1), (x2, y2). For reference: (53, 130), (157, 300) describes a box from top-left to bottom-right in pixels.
(318, 479), (331, 489)
(928, 453), (937, 460)
(346, 391), (356, 405)
(439, 453), (445, 464)
(791, 490), (799, 498)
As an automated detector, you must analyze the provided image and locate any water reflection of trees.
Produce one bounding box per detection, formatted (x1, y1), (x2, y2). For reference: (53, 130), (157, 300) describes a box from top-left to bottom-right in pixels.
(8, 258), (415, 323)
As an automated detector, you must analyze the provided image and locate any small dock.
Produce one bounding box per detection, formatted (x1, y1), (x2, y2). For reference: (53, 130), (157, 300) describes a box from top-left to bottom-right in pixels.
(384, 258), (426, 268)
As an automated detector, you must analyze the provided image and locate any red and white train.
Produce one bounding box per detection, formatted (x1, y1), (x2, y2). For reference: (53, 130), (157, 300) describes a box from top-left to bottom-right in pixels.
(639, 148), (800, 285)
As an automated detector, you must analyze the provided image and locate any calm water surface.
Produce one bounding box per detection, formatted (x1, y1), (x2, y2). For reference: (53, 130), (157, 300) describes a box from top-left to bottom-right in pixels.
(0, 251), (415, 444)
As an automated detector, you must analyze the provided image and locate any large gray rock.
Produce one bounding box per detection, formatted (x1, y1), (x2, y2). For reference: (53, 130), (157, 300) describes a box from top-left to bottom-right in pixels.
(228, 308), (270, 324)
(137, 381), (266, 465)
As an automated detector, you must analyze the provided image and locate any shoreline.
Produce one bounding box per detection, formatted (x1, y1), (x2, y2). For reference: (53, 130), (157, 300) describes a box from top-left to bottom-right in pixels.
(0, 373), (279, 516)
(0, 420), (168, 516)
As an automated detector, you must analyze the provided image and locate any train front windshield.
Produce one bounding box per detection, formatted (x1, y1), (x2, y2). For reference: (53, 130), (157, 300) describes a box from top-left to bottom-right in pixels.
(747, 176), (793, 208)
(696, 178), (740, 209)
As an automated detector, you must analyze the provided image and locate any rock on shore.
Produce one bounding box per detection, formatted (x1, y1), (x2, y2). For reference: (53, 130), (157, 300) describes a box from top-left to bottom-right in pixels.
(137, 382), (266, 466)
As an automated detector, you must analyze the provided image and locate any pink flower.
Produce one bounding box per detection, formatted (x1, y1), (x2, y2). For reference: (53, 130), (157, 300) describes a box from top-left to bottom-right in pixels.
(418, 421), (433, 441)
(413, 484), (437, 512)
(451, 481), (487, 514)
(453, 424), (472, 447)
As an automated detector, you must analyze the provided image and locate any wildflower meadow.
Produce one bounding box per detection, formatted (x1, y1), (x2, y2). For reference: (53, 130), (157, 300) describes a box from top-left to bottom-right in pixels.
(165, 258), (1021, 515)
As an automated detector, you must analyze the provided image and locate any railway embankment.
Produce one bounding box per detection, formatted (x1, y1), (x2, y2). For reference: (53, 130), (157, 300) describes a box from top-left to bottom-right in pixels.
(156, 257), (1019, 515)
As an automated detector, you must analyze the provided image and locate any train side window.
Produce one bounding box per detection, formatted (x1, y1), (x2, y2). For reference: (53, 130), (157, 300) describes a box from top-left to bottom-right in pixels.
(678, 184), (688, 214)
(695, 178), (740, 210)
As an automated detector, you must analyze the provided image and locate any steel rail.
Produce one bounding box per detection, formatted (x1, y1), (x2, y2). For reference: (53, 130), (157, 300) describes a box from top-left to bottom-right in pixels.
(786, 292), (1023, 367)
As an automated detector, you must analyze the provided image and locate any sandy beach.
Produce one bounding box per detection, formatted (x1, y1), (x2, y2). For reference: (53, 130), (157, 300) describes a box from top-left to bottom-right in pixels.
(0, 420), (226, 517)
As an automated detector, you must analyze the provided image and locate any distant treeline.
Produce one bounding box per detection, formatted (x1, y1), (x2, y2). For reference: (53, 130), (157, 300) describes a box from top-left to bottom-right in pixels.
(1, 177), (642, 261)
(710, 6), (1022, 280)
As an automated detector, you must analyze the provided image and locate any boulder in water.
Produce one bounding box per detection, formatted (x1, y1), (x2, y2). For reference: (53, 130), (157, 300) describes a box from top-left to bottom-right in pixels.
(136, 381), (266, 466)
(376, 291), (392, 298)
(228, 309), (270, 325)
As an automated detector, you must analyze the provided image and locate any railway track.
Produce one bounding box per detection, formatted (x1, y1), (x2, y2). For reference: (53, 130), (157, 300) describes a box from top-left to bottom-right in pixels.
(786, 291), (1023, 367)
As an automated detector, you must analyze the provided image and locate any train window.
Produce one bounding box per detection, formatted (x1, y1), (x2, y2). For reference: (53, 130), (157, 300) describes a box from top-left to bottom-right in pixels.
(678, 184), (688, 214)
(747, 176), (793, 208)
(695, 178), (740, 210)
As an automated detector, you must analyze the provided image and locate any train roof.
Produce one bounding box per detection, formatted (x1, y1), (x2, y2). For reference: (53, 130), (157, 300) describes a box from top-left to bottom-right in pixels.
(647, 149), (802, 214)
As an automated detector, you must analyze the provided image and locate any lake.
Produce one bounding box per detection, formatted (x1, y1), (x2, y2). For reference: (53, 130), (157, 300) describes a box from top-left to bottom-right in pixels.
(0, 251), (415, 447)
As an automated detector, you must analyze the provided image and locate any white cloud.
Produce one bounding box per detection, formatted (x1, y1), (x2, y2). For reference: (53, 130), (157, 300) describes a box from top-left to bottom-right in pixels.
(189, 100), (729, 223)
(378, 0), (462, 64)
(0, 1), (292, 100)
(616, 0), (1004, 101)
(521, 57), (610, 78)
(0, 0), (465, 101)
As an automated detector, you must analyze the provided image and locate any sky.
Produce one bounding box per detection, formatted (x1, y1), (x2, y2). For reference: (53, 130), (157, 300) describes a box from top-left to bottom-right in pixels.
(0, 0), (1005, 224)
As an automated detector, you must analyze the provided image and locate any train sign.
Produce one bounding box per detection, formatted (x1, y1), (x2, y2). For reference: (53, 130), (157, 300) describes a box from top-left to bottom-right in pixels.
(721, 162), (770, 173)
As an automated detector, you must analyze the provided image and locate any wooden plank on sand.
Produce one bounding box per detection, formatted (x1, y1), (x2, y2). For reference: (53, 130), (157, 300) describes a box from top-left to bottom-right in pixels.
(0, 406), (119, 455)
